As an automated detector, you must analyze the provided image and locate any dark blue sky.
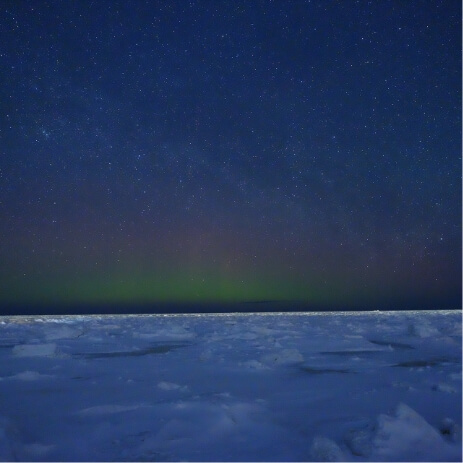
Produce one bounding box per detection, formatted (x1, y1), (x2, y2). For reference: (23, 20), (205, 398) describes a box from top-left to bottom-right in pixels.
(0, 0), (461, 311)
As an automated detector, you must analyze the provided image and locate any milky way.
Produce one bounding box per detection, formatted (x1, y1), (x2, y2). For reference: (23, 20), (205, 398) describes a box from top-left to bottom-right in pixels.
(0, 1), (461, 311)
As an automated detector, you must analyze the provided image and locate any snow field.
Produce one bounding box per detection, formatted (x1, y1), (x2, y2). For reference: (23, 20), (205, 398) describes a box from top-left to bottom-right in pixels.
(0, 310), (460, 461)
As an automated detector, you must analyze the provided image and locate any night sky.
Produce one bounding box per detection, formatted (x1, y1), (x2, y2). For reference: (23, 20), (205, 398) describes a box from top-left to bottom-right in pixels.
(1, 0), (461, 312)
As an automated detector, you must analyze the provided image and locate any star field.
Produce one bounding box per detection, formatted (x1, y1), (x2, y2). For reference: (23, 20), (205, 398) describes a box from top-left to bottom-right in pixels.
(0, 0), (461, 311)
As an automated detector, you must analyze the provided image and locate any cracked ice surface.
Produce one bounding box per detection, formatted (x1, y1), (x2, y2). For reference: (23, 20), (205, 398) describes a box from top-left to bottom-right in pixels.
(0, 310), (461, 461)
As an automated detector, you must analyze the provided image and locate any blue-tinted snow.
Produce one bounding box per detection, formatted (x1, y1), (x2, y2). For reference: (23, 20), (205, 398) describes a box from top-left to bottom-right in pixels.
(0, 310), (461, 461)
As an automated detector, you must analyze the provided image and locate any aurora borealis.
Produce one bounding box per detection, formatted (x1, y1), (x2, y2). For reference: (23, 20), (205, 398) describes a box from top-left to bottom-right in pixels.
(0, 1), (461, 312)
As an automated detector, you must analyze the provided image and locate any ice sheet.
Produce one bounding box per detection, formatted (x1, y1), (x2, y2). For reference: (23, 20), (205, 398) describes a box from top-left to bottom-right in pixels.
(0, 310), (460, 461)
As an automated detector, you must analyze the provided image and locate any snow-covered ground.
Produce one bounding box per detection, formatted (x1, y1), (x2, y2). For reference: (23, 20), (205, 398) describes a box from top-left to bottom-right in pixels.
(0, 310), (461, 461)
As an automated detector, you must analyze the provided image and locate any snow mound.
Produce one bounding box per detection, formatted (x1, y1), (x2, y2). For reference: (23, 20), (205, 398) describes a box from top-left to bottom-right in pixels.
(240, 360), (269, 370)
(157, 382), (188, 392)
(136, 400), (283, 460)
(44, 325), (80, 340)
(310, 436), (345, 461)
(76, 404), (144, 416)
(12, 343), (57, 357)
(262, 348), (304, 365)
(371, 403), (457, 461)
(4, 371), (54, 381)
(408, 321), (440, 338)
(432, 382), (457, 393)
